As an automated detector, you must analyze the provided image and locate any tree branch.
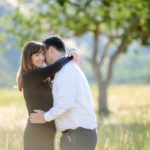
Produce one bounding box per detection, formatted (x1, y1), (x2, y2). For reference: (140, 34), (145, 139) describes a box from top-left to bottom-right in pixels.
(85, 0), (92, 7)
(109, 35), (121, 39)
(67, 1), (80, 7)
(68, 0), (92, 8)
(92, 23), (99, 62)
(106, 37), (128, 85)
(98, 37), (113, 66)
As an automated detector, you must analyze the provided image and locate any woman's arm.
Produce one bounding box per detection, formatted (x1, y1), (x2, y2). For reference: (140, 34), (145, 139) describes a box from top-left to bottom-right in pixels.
(22, 57), (72, 84)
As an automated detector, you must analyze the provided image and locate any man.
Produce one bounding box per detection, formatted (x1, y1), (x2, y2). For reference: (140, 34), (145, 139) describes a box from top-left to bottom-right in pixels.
(30, 36), (97, 150)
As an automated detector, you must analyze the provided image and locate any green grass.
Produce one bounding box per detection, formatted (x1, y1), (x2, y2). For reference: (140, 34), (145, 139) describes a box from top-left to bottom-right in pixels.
(0, 85), (150, 150)
(0, 89), (25, 106)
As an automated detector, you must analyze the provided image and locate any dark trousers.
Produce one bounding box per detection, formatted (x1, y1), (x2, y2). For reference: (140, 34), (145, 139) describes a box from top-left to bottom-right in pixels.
(60, 128), (97, 150)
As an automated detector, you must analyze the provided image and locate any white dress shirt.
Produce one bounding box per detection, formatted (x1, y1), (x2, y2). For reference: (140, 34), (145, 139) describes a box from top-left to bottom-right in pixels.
(44, 60), (97, 132)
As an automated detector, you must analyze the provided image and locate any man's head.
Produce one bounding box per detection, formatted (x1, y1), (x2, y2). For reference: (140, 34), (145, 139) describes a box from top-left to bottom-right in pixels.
(43, 36), (66, 64)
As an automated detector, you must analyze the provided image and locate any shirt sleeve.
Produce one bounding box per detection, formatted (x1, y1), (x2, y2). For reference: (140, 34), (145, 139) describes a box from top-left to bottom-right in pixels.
(44, 66), (76, 122)
(22, 57), (72, 84)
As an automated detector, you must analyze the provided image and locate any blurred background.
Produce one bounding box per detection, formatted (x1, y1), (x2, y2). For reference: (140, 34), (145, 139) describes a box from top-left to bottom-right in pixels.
(0, 0), (150, 150)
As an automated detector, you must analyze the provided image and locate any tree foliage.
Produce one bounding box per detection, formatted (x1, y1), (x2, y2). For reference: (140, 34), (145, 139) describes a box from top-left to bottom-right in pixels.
(1, 0), (150, 47)
(1, 0), (150, 113)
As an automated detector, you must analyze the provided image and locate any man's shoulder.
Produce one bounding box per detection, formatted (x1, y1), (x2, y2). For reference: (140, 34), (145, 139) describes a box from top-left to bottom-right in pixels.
(60, 60), (78, 72)
(54, 61), (77, 81)
(55, 61), (79, 79)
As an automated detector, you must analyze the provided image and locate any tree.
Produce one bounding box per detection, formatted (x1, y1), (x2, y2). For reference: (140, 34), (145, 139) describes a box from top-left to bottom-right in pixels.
(2, 0), (150, 113)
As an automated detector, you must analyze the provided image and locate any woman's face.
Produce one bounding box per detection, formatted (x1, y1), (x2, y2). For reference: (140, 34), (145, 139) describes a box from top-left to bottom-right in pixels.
(31, 51), (45, 68)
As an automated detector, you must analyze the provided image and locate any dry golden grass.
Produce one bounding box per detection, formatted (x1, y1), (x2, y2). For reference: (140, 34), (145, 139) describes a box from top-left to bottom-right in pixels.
(0, 85), (150, 150)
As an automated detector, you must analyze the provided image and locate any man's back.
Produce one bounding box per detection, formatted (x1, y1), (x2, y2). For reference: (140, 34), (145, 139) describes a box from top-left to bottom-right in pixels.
(52, 60), (97, 132)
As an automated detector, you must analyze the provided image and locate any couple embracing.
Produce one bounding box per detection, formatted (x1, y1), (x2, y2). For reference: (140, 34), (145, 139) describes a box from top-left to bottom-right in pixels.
(17, 35), (97, 150)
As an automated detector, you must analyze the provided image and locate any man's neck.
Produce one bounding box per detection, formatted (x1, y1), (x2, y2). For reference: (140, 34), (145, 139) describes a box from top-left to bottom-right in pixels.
(54, 52), (66, 62)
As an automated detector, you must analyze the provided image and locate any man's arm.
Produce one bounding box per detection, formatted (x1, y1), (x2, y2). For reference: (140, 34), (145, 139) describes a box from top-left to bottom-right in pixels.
(30, 66), (76, 123)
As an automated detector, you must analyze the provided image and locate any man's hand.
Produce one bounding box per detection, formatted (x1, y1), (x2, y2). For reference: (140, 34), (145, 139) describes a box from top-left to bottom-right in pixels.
(30, 110), (47, 124)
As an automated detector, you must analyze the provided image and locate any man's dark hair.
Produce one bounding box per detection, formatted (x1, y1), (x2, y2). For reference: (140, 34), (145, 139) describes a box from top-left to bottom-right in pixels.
(43, 36), (66, 53)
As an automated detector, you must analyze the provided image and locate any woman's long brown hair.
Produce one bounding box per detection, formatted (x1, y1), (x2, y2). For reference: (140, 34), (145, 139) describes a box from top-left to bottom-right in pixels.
(16, 41), (45, 92)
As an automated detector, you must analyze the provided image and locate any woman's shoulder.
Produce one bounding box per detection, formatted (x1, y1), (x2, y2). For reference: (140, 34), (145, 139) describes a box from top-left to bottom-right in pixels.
(22, 70), (29, 78)
(22, 69), (37, 77)
(22, 70), (34, 81)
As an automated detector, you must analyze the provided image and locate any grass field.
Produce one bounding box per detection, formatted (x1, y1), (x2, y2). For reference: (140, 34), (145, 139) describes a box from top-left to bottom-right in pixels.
(0, 85), (150, 150)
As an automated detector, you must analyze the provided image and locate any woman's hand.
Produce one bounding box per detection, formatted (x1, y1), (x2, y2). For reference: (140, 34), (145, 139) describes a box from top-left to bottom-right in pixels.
(67, 48), (82, 67)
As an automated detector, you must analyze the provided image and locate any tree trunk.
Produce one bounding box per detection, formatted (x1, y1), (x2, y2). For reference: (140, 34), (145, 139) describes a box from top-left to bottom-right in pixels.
(92, 61), (109, 114)
(91, 31), (128, 114)
(91, 25), (109, 114)
(98, 82), (109, 114)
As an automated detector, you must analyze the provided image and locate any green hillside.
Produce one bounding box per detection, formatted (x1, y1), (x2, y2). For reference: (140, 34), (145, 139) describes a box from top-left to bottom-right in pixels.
(0, 1), (150, 88)
(113, 52), (150, 84)
(81, 50), (150, 85)
(0, 46), (150, 88)
(0, 55), (16, 88)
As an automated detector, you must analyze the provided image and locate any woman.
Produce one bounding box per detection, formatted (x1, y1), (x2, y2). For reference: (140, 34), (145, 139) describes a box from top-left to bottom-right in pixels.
(17, 41), (78, 150)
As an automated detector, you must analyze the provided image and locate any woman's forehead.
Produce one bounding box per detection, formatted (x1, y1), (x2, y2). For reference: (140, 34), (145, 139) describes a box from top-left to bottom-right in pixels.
(33, 48), (45, 54)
